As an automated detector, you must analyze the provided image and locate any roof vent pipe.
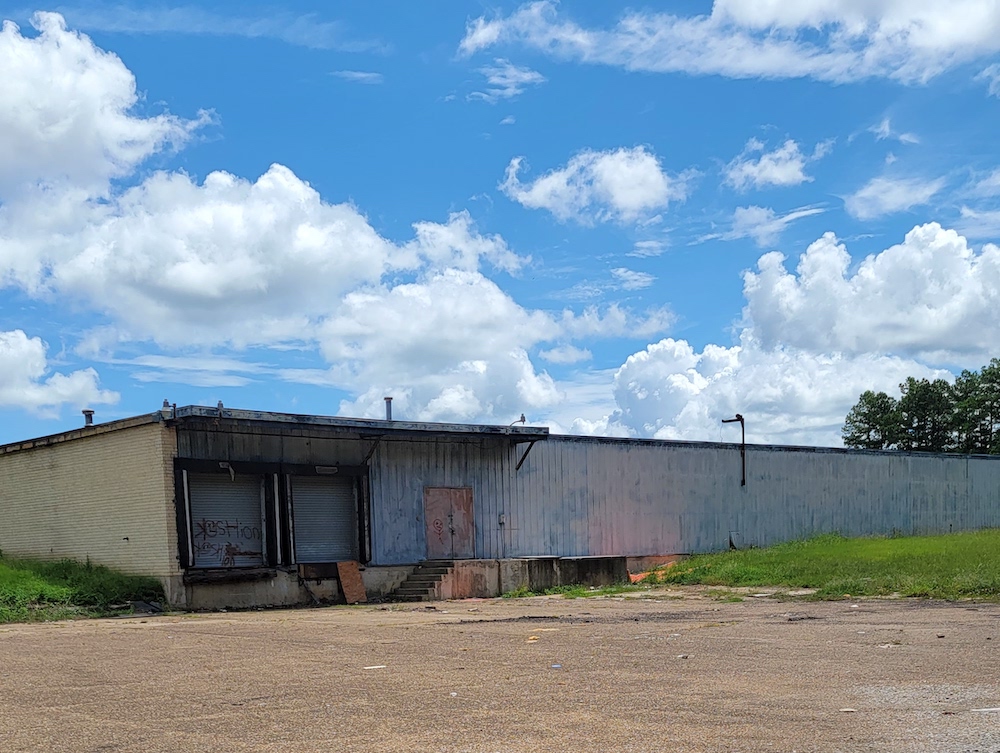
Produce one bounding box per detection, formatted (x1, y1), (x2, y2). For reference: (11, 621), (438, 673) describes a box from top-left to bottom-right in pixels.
(82, 409), (94, 427)
(384, 396), (392, 421)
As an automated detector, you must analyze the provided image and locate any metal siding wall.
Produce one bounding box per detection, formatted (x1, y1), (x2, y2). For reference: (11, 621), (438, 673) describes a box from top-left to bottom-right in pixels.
(368, 438), (514, 566)
(178, 429), (369, 465)
(513, 436), (1000, 557)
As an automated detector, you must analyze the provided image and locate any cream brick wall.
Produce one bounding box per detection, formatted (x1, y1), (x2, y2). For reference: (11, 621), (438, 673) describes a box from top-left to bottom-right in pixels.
(0, 421), (179, 579)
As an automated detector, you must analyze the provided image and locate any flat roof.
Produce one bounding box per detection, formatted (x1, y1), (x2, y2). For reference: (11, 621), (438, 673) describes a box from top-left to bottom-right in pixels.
(0, 405), (549, 455)
(174, 405), (549, 442)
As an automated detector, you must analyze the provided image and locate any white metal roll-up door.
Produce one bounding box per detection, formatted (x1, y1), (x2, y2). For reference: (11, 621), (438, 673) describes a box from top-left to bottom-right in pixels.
(292, 476), (358, 563)
(188, 473), (265, 568)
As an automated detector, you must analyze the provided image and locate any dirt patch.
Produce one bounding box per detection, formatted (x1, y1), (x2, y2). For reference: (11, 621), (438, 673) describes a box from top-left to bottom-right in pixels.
(1, 590), (998, 752)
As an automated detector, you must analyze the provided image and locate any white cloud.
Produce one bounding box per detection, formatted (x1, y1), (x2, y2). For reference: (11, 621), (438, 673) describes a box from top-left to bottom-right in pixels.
(1, 165), (396, 346)
(844, 176), (946, 220)
(725, 139), (815, 190)
(629, 240), (667, 257)
(121, 354), (269, 388)
(313, 269), (562, 422)
(611, 267), (655, 290)
(743, 223), (1000, 365)
(330, 70), (383, 84)
(957, 206), (1000, 239)
(0, 13), (209, 199)
(558, 304), (674, 340)
(538, 344), (592, 364)
(470, 59), (545, 102)
(604, 333), (947, 447)
(869, 117), (919, 144)
(0, 154), (530, 349)
(460, 1), (1000, 84)
(977, 63), (1000, 97)
(500, 115), (516, 125)
(0, 329), (117, 416)
(972, 168), (1000, 196)
(584, 222), (1000, 446)
(54, 6), (384, 51)
(501, 147), (693, 223)
(722, 205), (825, 247)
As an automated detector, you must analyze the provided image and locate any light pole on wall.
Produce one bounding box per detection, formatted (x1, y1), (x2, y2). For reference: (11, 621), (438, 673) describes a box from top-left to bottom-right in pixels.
(722, 414), (746, 487)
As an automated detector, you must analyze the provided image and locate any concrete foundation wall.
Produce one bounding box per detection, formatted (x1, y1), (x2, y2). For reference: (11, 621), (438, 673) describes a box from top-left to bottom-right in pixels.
(361, 566), (415, 598)
(183, 570), (343, 610)
(0, 420), (179, 579)
(427, 557), (631, 599)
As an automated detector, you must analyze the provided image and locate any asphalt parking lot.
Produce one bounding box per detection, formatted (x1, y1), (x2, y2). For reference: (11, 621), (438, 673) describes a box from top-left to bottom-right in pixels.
(1, 589), (998, 752)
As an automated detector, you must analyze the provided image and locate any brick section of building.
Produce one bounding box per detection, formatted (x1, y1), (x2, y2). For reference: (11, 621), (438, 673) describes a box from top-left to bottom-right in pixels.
(0, 420), (179, 582)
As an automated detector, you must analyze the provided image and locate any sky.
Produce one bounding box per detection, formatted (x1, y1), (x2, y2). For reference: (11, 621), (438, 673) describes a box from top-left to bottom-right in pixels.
(1, 1), (999, 447)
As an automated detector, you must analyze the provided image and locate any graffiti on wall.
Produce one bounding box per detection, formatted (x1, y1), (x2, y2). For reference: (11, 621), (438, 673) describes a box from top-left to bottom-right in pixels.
(193, 518), (263, 567)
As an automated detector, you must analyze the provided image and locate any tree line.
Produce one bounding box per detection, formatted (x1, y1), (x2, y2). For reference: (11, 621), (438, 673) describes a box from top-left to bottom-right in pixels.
(842, 359), (1000, 454)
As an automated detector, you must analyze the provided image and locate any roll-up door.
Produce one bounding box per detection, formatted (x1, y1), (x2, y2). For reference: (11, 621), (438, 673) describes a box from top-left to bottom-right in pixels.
(292, 476), (358, 563)
(188, 473), (265, 568)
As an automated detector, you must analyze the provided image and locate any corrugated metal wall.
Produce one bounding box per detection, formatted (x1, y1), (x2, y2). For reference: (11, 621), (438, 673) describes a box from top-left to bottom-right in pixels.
(176, 424), (1000, 566)
(369, 438), (516, 564)
(511, 437), (1000, 557)
(178, 427), (369, 465)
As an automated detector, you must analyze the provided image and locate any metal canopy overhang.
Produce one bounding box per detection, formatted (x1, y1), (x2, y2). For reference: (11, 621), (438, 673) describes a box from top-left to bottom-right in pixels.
(172, 406), (550, 445)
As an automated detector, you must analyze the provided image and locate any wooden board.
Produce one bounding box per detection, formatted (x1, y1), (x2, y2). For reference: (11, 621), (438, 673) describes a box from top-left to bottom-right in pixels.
(336, 560), (367, 604)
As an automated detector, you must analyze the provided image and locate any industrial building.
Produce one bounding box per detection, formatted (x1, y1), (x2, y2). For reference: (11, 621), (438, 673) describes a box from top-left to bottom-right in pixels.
(1, 404), (998, 608)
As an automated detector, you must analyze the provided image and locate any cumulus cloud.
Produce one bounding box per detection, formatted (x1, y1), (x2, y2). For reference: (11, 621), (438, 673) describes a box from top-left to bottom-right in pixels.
(500, 147), (693, 223)
(470, 59), (545, 102)
(581, 223), (999, 446)
(743, 223), (1000, 365)
(603, 333), (947, 447)
(844, 176), (946, 220)
(538, 344), (592, 364)
(0, 154), (533, 350)
(0, 329), (117, 416)
(725, 139), (817, 190)
(0, 13), (209, 199)
(1, 165), (398, 346)
(308, 269), (562, 422)
(0, 15), (681, 428)
(459, 1), (1000, 84)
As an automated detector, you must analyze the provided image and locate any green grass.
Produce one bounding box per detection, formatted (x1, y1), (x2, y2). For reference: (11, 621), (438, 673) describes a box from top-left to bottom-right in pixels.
(0, 554), (164, 622)
(654, 530), (1000, 600)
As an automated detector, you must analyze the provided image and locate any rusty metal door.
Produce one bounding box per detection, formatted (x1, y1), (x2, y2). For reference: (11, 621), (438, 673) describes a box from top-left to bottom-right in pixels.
(423, 487), (475, 560)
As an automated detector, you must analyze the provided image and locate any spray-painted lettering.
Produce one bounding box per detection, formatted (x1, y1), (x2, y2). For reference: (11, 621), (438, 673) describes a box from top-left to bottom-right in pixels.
(193, 518), (263, 567)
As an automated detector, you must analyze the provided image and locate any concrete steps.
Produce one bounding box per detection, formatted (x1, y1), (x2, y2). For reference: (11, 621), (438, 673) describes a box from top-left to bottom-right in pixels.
(391, 560), (454, 601)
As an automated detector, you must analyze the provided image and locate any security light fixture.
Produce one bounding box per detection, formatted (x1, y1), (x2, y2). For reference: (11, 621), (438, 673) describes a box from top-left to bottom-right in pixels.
(722, 414), (746, 487)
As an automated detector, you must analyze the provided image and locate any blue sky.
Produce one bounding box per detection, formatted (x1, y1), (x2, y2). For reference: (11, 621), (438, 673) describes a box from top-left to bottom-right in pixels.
(1, 1), (1000, 446)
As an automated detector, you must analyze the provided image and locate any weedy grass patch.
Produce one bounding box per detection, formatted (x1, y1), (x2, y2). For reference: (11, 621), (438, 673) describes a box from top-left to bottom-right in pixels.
(653, 530), (1000, 600)
(0, 554), (164, 622)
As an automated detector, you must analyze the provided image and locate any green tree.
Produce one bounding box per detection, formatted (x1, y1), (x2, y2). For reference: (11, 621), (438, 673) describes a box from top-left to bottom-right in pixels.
(952, 369), (986, 453)
(896, 377), (954, 452)
(844, 360), (1000, 455)
(953, 359), (1000, 454)
(842, 390), (899, 450)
